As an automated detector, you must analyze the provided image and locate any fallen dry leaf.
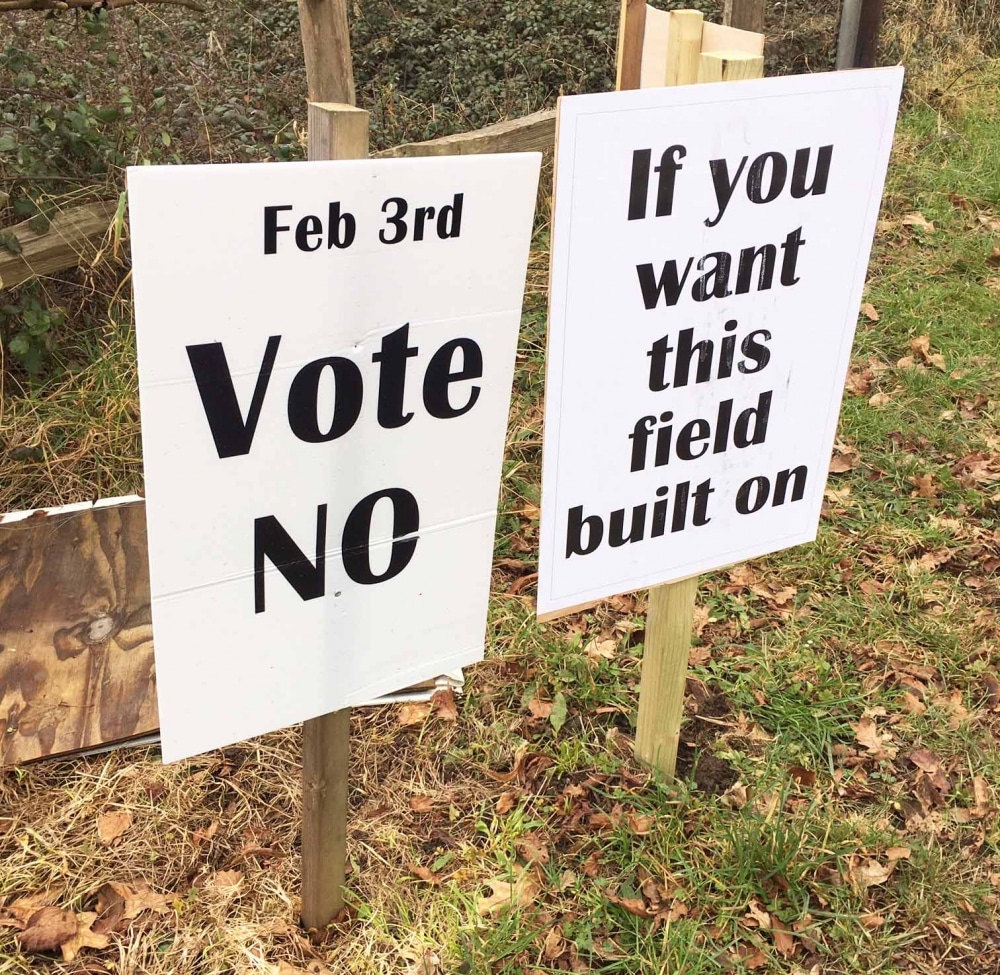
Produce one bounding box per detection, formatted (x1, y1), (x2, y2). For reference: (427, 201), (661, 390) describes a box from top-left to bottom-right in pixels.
(495, 791), (518, 815)
(850, 857), (894, 888)
(829, 444), (861, 473)
(97, 809), (132, 845)
(543, 925), (567, 961)
(584, 637), (616, 663)
(93, 880), (172, 934)
(854, 716), (898, 759)
(910, 334), (946, 370)
(1, 887), (67, 927)
(431, 688), (459, 723)
(16, 907), (77, 954)
(408, 863), (440, 886)
(607, 892), (654, 918)
(908, 473), (941, 499)
(398, 702), (433, 727)
(868, 391), (891, 408)
(902, 211), (935, 232)
(401, 950), (441, 975)
(771, 917), (796, 959)
(409, 795), (434, 813)
(476, 870), (539, 916)
(527, 697), (553, 720)
(860, 301), (880, 321)
(627, 813), (654, 836)
(60, 912), (110, 963)
(972, 776), (990, 819)
(211, 870), (244, 889)
(516, 832), (550, 865)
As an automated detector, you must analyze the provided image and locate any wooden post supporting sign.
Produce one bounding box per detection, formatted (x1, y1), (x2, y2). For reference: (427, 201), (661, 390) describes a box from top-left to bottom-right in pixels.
(617, 6), (765, 778)
(298, 101), (369, 931)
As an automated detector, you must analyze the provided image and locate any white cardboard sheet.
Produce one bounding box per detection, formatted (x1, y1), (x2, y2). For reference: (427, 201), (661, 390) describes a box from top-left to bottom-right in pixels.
(538, 69), (903, 617)
(128, 154), (540, 760)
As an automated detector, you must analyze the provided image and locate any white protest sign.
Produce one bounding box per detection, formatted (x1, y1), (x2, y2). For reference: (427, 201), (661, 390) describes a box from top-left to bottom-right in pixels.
(538, 68), (903, 617)
(128, 154), (540, 761)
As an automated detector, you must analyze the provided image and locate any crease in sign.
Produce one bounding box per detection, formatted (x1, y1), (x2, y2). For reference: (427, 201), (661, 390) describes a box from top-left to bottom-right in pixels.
(151, 506), (499, 603)
(139, 307), (523, 389)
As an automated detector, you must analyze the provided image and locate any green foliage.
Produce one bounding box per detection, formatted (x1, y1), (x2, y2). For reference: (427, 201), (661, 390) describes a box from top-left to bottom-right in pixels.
(1, 286), (65, 376)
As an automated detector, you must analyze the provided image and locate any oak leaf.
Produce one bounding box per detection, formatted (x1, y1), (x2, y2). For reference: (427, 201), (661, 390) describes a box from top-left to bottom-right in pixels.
(901, 211), (935, 232)
(476, 871), (538, 916)
(432, 688), (459, 723)
(495, 791), (518, 815)
(60, 912), (110, 963)
(852, 858), (894, 887)
(398, 702), (433, 727)
(97, 809), (132, 845)
(854, 716), (898, 759)
(829, 445), (860, 473)
(16, 907), (77, 954)
(527, 698), (552, 719)
(211, 870), (244, 889)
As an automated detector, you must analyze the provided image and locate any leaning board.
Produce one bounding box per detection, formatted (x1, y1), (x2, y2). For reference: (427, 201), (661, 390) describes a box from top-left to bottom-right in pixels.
(0, 498), (462, 765)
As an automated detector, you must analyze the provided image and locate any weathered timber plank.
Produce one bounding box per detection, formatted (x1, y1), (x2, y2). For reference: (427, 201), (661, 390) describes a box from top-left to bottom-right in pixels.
(0, 500), (157, 765)
(376, 109), (556, 159)
(297, 0), (355, 105)
(0, 498), (463, 765)
(0, 200), (118, 291)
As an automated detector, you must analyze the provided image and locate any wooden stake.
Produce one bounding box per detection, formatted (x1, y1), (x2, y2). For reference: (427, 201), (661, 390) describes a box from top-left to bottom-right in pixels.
(300, 101), (368, 931)
(723, 0), (766, 33)
(615, 0), (647, 91)
(634, 577), (699, 772)
(854, 0), (885, 68)
(632, 9), (763, 778)
(664, 9), (705, 87)
(697, 50), (765, 84)
(298, 0), (356, 105)
(836, 0), (862, 70)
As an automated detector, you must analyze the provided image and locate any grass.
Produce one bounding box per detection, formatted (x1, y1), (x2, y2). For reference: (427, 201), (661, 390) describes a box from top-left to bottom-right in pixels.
(3, 7), (1000, 975)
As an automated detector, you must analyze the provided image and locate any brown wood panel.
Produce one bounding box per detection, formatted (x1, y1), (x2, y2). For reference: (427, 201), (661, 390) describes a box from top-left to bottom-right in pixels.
(376, 109), (556, 159)
(0, 501), (157, 765)
(723, 0), (766, 33)
(0, 201), (117, 291)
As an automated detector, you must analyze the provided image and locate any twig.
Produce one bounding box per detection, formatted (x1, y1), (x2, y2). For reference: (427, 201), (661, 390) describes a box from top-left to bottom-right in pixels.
(0, 0), (206, 13)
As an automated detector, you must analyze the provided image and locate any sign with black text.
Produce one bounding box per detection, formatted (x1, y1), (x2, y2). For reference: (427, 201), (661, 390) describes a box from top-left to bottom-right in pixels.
(128, 154), (541, 760)
(537, 69), (903, 617)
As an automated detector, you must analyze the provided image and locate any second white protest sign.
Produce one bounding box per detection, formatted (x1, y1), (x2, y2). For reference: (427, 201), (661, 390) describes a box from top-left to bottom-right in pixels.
(129, 154), (540, 761)
(538, 68), (903, 617)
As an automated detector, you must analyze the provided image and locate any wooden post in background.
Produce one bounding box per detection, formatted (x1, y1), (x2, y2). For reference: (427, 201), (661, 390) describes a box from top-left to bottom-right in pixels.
(853, 0), (885, 68)
(298, 0), (355, 105)
(299, 102), (368, 931)
(629, 9), (764, 776)
(615, 0), (647, 91)
(836, 0), (862, 69)
(723, 0), (765, 33)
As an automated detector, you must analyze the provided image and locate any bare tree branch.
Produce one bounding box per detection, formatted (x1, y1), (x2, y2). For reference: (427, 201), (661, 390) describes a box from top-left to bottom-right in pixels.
(0, 0), (206, 12)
